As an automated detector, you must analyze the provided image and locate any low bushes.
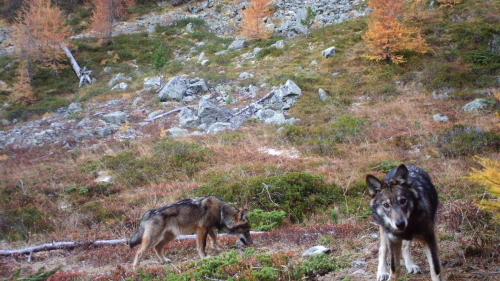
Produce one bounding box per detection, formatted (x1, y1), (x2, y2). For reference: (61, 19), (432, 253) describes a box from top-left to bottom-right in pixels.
(197, 172), (341, 223)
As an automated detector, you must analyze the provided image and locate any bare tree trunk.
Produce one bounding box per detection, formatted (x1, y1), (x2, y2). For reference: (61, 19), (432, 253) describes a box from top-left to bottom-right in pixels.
(61, 44), (94, 87)
(0, 231), (265, 256)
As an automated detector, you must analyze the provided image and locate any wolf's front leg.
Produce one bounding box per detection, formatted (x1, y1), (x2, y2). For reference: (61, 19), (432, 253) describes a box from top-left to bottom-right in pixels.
(389, 239), (402, 280)
(377, 228), (390, 281)
(209, 229), (223, 252)
(403, 240), (421, 274)
(196, 228), (209, 259)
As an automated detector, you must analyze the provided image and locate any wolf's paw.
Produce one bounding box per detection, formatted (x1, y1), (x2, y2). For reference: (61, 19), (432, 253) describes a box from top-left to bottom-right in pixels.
(405, 263), (421, 274)
(377, 272), (390, 281)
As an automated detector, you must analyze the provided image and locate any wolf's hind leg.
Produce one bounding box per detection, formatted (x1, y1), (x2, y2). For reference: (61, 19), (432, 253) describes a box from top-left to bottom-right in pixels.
(133, 228), (152, 270)
(424, 232), (443, 281)
(154, 232), (174, 264)
(403, 240), (421, 274)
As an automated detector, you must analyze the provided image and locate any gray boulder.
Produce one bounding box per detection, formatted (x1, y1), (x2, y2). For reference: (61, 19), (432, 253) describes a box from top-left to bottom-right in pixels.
(102, 111), (128, 125)
(206, 122), (232, 134)
(322, 46), (336, 58)
(108, 73), (132, 88)
(95, 171), (114, 184)
(198, 97), (233, 125)
(168, 127), (189, 138)
(239, 72), (255, 80)
(268, 80), (302, 110)
(271, 40), (285, 49)
(67, 102), (83, 115)
(228, 39), (247, 50)
(158, 76), (208, 101)
(144, 76), (164, 92)
(111, 82), (129, 91)
(256, 109), (288, 125)
(318, 88), (330, 102)
(179, 107), (200, 128)
(302, 246), (331, 257)
(463, 98), (495, 113)
(433, 113), (449, 123)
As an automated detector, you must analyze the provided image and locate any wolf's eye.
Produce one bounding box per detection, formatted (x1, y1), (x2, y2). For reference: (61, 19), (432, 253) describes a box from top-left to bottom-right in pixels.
(383, 202), (390, 209)
(399, 198), (407, 205)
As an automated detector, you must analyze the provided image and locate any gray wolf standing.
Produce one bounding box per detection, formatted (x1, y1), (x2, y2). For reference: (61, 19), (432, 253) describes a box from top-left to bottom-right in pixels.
(128, 196), (252, 270)
(366, 164), (443, 281)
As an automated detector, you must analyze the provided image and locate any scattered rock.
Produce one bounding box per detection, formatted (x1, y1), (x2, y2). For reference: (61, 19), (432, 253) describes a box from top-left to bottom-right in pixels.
(95, 171), (114, 184)
(239, 72), (255, 80)
(111, 82), (129, 91)
(186, 22), (194, 33)
(198, 97), (233, 125)
(179, 107), (200, 128)
(206, 122), (232, 134)
(267, 80), (302, 110)
(318, 88), (330, 102)
(0, 80), (8, 91)
(432, 88), (455, 100)
(143, 76), (164, 92)
(228, 38), (247, 50)
(158, 76), (208, 101)
(433, 113), (449, 123)
(102, 111), (128, 125)
(302, 246), (331, 257)
(463, 98), (495, 113)
(256, 109), (288, 125)
(108, 73), (132, 88)
(168, 127), (189, 138)
(271, 40), (285, 49)
(67, 102), (83, 115)
(322, 46), (336, 58)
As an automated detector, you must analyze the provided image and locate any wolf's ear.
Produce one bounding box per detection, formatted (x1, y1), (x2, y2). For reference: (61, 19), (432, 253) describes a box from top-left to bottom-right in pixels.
(394, 164), (409, 183)
(241, 208), (249, 221)
(366, 175), (383, 197)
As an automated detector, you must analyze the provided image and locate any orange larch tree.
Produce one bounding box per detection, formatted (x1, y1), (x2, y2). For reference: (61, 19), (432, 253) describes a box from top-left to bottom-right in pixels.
(13, 0), (72, 70)
(364, 0), (429, 64)
(90, 0), (136, 46)
(241, 0), (273, 40)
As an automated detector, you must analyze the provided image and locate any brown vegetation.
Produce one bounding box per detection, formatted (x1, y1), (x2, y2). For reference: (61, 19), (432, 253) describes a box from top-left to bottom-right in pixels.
(241, 0), (273, 40)
(364, 0), (429, 64)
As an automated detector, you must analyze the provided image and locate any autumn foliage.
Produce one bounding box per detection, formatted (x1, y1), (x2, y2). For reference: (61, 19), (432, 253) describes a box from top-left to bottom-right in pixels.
(11, 60), (36, 104)
(13, 0), (71, 69)
(90, 0), (136, 45)
(241, 0), (273, 40)
(364, 0), (429, 64)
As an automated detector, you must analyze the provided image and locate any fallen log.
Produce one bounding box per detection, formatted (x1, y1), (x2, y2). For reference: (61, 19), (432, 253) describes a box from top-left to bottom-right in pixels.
(145, 107), (185, 122)
(0, 231), (265, 256)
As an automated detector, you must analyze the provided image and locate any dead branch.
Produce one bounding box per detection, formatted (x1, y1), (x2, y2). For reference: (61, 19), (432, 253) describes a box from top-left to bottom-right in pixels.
(145, 107), (185, 122)
(0, 231), (265, 257)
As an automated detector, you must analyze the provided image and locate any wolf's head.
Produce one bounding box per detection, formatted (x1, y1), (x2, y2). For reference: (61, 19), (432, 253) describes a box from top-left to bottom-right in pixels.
(366, 164), (417, 234)
(221, 205), (252, 246)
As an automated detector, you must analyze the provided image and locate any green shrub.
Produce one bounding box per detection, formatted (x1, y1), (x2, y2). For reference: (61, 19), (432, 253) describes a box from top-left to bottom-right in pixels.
(249, 209), (287, 231)
(438, 126), (499, 157)
(0, 207), (53, 241)
(257, 47), (285, 60)
(281, 116), (366, 156)
(194, 250), (241, 280)
(370, 160), (401, 173)
(153, 43), (172, 70)
(294, 255), (345, 278)
(91, 139), (210, 187)
(254, 267), (280, 281)
(197, 172), (340, 222)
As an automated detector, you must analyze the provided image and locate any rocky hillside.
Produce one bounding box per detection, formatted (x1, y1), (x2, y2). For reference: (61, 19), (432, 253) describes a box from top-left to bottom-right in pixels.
(0, 0), (499, 280)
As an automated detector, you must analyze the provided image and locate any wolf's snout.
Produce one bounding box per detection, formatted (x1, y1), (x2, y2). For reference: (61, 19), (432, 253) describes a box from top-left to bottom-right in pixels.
(395, 220), (406, 230)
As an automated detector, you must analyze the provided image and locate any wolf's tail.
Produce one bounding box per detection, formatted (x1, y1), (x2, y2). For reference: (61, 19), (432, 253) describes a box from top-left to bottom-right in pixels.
(128, 226), (144, 248)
